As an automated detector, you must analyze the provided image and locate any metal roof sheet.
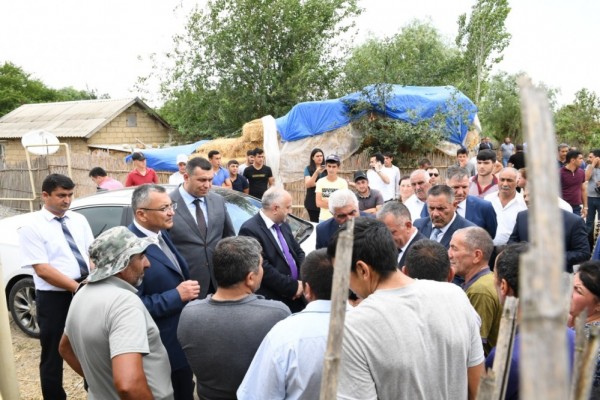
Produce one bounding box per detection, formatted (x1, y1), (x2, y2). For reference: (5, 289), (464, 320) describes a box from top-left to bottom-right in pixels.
(0, 98), (170, 139)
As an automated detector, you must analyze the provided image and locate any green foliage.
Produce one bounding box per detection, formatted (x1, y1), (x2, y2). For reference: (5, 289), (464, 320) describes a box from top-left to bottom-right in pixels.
(555, 88), (600, 150)
(151, 0), (361, 140)
(479, 72), (558, 143)
(455, 0), (511, 104)
(346, 84), (471, 164)
(0, 62), (98, 118)
(342, 20), (462, 92)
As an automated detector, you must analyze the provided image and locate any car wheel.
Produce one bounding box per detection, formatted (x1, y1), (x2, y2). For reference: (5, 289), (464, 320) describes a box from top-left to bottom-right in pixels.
(8, 278), (40, 338)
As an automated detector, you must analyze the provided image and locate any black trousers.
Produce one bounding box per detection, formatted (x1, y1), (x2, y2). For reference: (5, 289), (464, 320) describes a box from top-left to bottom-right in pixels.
(172, 365), (195, 400)
(36, 290), (72, 400)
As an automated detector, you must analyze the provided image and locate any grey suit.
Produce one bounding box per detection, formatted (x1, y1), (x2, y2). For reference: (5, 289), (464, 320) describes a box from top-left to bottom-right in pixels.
(169, 187), (235, 299)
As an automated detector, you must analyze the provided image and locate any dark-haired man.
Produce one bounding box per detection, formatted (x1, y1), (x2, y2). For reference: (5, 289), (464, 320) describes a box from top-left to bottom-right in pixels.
(89, 167), (123, 191)
(243, 148), (274, 199)
(560, 149), (587, 217)
(239, 149), (255, 176)
(178, 236), (290, 400)
(327, 218), (484, 399)
(208, 150), (230, 187)
(367, 152), (393, 201)
(354, 170), (383, 214)
(125, 151), (159, 187)
(469, 149), (499, 199)
(19, 174), (94, 399)
(315, 154), (348, 221)
(455, 148), (476, 177)
(169, 157), (235, 299)
(507, 144), (526, 170)
(225, 159), (249, 193)
(238, 249), (336, 399)
(403, 239), (455, 282)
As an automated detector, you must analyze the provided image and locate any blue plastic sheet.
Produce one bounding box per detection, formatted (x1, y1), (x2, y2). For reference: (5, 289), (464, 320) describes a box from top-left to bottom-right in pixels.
(275, 85), (477, 146)
(124, 139), (210, 172)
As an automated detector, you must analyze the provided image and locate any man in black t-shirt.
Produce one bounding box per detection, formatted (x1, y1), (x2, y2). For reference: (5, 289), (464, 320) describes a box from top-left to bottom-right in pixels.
(243, 148), (274, 199)
(507, 144), (526, 170)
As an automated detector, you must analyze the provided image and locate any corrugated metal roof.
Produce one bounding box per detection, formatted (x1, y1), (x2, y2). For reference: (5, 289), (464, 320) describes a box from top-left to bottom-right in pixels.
(0, 97), (171, 139)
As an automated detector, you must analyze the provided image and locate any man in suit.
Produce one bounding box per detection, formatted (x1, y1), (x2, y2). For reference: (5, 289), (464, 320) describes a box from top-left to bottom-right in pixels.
(316, 189), (361, 250)
(413, 184), (475, 249)
(128, 184), (199, 399)
(445, 166), (497, 239)
(169, 157), (235, 299)
(377, 201), (426, 268)
(508, 186), (590, 273)
(239, 187), (306, 312)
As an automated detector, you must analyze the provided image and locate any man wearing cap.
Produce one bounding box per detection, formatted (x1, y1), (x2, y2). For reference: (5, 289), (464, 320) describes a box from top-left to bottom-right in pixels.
(354, 170), (383, 214)
(129, 184), (199, 400)
(169, 154), (188, 185)
(19, 173), (94, 399)
(125, 151), (159, 187)
(58, 226), (174, 399)
(315, 154), (348, 221)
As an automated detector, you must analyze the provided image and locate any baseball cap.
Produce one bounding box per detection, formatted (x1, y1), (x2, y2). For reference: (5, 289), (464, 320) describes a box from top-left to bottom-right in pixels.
(325, 154), (340, 163)
(176, 154), (188, 164)
(354, 170), (368, 182)
(88, 226), (156, 282)
(131, 152), (146, 161)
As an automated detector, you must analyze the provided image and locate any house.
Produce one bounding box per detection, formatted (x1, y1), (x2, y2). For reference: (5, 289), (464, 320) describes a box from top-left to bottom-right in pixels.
(0, 97), (175, 164)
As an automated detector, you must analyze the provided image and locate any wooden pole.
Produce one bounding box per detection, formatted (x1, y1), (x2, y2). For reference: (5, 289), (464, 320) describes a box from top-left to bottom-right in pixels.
(0, 263), (21, 399)
(517, 76), (569, 399)
(319, 218), (354, 400)
(573, 326), (600, 400)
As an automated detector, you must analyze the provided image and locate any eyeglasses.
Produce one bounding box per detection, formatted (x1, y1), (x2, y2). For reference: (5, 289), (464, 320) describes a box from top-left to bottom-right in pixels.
(141, 203), (177, 213)
(334, 209), (358, 219)
(429, 173), (439, 177)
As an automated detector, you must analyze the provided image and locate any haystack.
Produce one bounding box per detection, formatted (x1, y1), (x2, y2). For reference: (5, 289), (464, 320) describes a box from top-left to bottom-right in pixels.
(192, 119), (264, 163)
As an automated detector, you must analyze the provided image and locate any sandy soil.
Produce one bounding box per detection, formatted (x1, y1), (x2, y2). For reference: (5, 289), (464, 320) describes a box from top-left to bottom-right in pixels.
(9, 316), (86, 400)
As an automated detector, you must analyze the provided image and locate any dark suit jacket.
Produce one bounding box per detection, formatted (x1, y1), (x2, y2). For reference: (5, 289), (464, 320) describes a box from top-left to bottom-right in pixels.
(413, 213), (476, 248)
(316, 212), (374, 250)
(169, 188), (235, 299)
(129, 224), (191, 371)
(421, 196), (497, 239)
(398, 231), (427, 268)
(239, 213), (306, 312)
(508, 209), (590, 272)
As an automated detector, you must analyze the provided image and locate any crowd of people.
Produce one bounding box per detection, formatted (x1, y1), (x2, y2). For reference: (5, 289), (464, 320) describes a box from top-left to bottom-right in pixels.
(18, 137), (600, 399)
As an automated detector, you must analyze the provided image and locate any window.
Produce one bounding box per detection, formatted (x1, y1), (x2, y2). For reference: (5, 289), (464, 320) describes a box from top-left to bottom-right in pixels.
(72, 206), (127, 238)
(126, 113), (137, 127)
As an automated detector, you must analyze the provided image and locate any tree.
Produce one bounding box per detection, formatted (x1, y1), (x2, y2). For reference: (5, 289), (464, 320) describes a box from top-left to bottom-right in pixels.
(555, 88), (600, 149)
(149, 0), (361, 139)
(455, 0), (511, 104)
(341, 20), (461, 92)
(0, 62), (98, 117)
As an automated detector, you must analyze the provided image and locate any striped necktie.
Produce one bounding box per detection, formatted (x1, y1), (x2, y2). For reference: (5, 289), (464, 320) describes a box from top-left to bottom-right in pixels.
(55, 216), (89, 278)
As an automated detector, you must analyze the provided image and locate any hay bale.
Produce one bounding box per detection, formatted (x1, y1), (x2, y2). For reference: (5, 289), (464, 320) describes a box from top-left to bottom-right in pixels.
(242, 119), (264, 142)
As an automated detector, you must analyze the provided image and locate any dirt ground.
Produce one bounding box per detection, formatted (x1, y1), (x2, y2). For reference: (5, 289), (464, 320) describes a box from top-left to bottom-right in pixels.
(9, 316), (86, 400)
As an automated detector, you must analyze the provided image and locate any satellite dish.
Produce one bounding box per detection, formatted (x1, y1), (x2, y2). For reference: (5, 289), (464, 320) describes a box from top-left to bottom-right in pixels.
(21, 130), (60, 155)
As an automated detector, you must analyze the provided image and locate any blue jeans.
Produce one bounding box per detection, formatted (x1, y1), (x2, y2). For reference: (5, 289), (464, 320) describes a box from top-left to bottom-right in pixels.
(502, 156), (510, 167)
(586, 197), (600, 236)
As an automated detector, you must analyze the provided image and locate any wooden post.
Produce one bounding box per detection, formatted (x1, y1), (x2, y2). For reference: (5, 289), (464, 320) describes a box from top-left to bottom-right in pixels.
(319, 218), (354, 400)
(0, 263), (21, 399)
(518, 76), (569, 399)
(574, 326), (600, 400)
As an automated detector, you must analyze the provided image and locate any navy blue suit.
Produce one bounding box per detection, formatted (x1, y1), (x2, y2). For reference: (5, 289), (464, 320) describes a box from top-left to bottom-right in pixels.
(316, 212), (374, 250)
(421, 196), (497, 239)
(239, 213), (306, 312)
(413, 214), (476, 248)
(129, 223), (194, 398)
(508, 209), (590, 272)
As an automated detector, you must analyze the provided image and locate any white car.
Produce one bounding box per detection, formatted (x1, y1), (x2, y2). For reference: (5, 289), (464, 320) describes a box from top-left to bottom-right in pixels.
(2, 185), (316, 337)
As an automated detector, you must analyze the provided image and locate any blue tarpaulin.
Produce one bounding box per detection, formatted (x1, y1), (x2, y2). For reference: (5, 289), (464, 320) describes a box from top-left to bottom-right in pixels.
(275, 85), (477, 146)
(124, 140), (210, 172)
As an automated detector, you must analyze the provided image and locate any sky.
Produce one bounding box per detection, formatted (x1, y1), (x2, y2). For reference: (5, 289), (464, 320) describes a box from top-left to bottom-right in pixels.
(1, 0), (598, 108)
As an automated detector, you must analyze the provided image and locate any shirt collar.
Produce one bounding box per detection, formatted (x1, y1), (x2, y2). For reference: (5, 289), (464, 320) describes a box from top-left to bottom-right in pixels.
(400, 229), (419, 253)
(133, 219), (160, 239)
(41, 207), (73, 222)
(432, 213), (457, 234)
(259, 209), (277, 230)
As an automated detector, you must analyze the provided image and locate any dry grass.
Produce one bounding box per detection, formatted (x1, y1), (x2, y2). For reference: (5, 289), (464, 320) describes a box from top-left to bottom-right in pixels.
(9, 316), (86, 400)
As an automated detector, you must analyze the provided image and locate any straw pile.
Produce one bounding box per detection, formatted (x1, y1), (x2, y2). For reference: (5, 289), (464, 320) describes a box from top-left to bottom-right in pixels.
(192, 118), (264, 162)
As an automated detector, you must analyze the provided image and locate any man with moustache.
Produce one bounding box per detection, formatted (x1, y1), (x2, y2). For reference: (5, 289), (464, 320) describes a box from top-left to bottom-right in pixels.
(58, 227), (174, 399)
(404, 169), (431, 221)
(129, 184), (199, 399)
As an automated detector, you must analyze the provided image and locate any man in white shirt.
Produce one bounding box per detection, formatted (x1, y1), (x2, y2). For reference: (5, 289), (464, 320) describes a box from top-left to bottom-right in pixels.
(484, 167), (527, 246)
(383, 152), (401, 200)
(169, 154), (188, 185)
(404, 169), (431, 221)
(238, 249), (335, 400)
(19, 174), (94, 399)
(367, 152), (394, 202)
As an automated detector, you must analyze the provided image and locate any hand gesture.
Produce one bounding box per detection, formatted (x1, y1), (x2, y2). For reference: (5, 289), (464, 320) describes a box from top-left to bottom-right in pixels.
(177, 280), (200, 302)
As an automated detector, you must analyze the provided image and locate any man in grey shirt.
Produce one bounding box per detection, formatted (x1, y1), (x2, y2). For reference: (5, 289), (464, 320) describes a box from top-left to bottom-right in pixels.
(177, 236), (290, 400)
(59, 227), (174, 399)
